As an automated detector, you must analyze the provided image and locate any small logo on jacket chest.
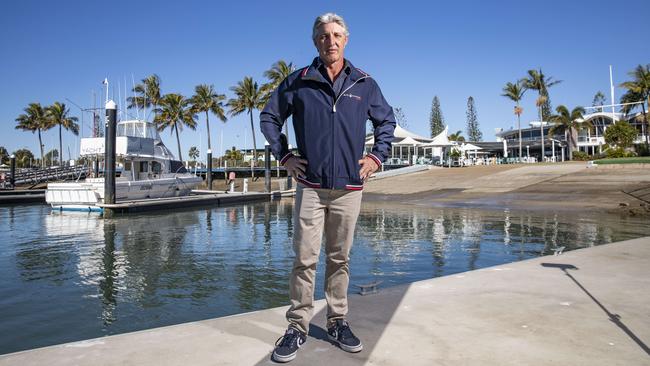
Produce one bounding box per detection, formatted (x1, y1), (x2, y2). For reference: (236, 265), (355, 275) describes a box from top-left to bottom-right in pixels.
(342, 93), (362, 101)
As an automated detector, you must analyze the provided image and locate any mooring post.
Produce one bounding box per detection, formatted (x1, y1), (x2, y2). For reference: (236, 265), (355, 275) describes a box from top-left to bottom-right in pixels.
(9, 154), (16, 189)
(286, 144), (292, 190)
(264, 143), (271, 192)
(104, 100), (117, 216)
(207, 149), (213, 190)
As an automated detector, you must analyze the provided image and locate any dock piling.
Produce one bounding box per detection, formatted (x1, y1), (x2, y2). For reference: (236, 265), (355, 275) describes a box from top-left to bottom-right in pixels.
(264, 144), (271, 192)
(9, 154), (15, 189)
(207, 149), (213, 190)
(104, 100), (117, 216)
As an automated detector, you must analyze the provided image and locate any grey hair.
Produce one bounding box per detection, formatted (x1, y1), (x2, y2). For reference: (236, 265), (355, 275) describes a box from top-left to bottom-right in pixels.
(312, 13), (349, 40)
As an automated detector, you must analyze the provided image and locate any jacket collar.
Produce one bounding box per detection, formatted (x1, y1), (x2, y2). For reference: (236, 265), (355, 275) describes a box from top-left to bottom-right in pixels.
(301, 57), (369, 83)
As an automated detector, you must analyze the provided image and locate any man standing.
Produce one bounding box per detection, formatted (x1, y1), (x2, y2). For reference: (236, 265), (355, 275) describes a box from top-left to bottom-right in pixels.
(260, 12), (395, 363)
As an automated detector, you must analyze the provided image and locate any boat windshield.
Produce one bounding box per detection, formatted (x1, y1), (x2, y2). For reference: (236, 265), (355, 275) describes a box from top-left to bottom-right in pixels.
(117, 120), (159, 139)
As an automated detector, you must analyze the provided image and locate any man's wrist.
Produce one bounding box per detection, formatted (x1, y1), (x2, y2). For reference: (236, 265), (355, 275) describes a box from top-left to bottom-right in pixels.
(280, 152), (294, 165)
(367, 153), (382, 167)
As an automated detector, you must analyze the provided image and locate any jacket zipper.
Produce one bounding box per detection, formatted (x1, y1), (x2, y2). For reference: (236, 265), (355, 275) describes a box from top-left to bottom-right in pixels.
(332, 76), (368, 112)
(331, 76), (368, 188)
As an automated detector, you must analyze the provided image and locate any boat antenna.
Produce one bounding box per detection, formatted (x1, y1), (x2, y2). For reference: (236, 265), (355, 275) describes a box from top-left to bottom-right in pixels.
(144, 79), (148, 122)
(118, 79), (122, 121)
(103, 78), (109, 103)
(131, 73), (140, 120)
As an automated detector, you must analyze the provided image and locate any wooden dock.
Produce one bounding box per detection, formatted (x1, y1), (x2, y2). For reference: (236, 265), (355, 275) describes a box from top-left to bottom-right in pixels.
(98, 191), (276, 214)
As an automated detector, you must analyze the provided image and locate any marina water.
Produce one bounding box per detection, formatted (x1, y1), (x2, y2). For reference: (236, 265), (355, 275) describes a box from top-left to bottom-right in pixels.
(1, 200), (649, 354)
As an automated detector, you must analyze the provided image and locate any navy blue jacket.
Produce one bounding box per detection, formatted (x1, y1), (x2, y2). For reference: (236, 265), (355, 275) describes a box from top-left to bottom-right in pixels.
(260, 57), (396, 190)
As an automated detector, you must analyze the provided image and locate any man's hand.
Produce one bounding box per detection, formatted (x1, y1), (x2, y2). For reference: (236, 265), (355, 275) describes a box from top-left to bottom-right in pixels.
(284, 156), (308, 178)
(358, 156), (379, 182)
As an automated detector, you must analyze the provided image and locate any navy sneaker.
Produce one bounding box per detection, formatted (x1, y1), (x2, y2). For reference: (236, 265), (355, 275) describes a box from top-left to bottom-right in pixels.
(327, 319), (363, 353)
(272, 327), (306, 363)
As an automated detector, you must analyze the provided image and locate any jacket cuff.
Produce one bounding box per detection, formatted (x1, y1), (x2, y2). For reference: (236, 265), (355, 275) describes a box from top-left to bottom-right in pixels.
(280, 152), (294, 165)
(367, 153), (382, 167)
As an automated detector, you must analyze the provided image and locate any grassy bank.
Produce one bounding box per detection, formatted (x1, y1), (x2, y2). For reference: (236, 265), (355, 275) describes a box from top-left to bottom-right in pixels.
(593, 157), (650, 165)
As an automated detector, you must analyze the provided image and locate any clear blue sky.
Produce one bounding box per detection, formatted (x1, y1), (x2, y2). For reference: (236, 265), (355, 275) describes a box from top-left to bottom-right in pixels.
(2, 0), (648, 161)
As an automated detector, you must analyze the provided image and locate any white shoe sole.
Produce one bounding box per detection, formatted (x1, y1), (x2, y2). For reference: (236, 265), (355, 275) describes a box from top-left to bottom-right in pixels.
(272, 350), (297, 363)
(328, 334), (363, 353)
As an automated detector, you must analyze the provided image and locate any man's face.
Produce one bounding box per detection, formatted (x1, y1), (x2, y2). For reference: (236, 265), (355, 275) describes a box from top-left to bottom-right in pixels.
(314, 22), (348, 65)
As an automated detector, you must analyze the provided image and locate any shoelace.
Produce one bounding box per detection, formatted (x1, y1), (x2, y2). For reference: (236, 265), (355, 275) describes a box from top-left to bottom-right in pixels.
(276, 330), (299, 348)
(337, 322), (355, 340)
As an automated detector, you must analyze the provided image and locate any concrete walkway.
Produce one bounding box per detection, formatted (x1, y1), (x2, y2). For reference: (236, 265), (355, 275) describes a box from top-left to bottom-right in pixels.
(2, 237), (649, 365)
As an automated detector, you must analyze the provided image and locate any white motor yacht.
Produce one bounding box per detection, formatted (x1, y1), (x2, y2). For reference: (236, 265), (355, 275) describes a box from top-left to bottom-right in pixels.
(46, 120), (202, 212)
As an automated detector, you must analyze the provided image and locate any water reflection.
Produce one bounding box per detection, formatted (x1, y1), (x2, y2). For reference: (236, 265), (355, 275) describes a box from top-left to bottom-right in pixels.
(1, 201), (649, 354)
(100, 221), (117, 325)
(352, 203), (641, 286)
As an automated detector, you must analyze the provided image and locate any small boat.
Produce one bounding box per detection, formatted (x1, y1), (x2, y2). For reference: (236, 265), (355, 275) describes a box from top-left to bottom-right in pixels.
(46, 119), (202, 212)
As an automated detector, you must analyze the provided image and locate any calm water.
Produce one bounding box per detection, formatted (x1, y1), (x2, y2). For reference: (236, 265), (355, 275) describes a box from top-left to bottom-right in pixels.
(1, 201), (649, 354)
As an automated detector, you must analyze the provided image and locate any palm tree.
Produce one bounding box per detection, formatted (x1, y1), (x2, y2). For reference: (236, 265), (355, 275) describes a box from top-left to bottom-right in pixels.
(262, 60), (295, 144)
(262, 60), (294, 105)
(620, 64), (650, 146)
(15, 103), (51, 168)
(0, 146), (9, 165)
(154, 93), (197, 162)
(227, 77), (265, 166)
(13, 148), (35, 168)
(128, 74), (162, 120)
(448, 130), (466, 142)
(224, 146), (243, 160)
(188, 146), (199, 169)
(47, 102), (79, 164)
(524, 69), (562, 160)
(501, 81), (526, 158)
(548, 105), (588, 160)
(190, 84), (227, 153)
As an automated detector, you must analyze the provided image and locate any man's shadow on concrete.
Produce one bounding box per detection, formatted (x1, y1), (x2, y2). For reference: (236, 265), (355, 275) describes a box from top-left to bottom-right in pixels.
(541, 262), (650, 357)
(255, 283), (410, 365)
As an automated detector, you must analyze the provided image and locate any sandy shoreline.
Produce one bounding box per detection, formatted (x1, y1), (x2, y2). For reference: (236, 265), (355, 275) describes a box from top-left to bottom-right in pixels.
(363, 163), (650, 216)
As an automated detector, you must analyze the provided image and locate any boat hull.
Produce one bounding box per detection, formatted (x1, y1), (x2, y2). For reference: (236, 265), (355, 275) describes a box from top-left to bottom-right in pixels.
(46, 175), (202, 211)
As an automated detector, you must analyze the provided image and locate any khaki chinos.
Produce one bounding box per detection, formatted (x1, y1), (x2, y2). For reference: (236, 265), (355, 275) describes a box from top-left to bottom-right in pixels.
(286, 183), (363, 334)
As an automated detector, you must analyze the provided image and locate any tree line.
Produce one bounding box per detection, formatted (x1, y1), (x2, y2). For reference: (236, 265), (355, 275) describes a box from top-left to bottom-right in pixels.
(426, 64), (649, 160)
(10, 62), (649, 167)
(11, 60), (295, 168)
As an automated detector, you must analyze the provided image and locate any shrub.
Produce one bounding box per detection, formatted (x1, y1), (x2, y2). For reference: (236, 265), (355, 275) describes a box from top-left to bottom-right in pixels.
(604, 120), (637, 149)
(605, 147), (636, 158)
(449, 149), (461, 159)
(635, 144), (650, 157)
(571, 151), (591, 161)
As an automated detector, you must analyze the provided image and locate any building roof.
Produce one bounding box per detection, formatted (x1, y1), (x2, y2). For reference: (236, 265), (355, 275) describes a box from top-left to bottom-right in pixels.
(393, 136), (421, 146)
(420, 126), (453, 146)
(366, 123), (433, 145)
